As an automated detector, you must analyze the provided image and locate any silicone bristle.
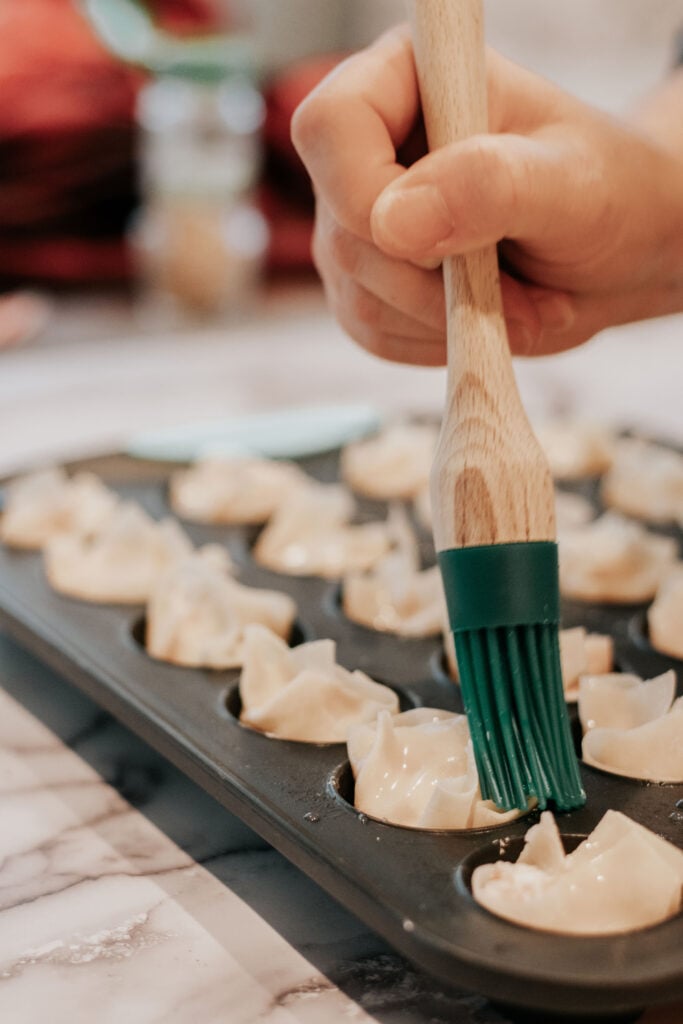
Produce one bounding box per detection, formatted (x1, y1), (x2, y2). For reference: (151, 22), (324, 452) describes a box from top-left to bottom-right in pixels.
(455, 624), (585, 812)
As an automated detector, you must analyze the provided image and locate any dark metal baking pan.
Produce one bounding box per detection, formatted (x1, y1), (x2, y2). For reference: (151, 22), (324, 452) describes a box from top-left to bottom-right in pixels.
(0, 452), (681, 1019)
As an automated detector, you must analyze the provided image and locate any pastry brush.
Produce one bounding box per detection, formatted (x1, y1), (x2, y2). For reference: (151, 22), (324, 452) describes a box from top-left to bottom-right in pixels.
(408, 0), (585, 811)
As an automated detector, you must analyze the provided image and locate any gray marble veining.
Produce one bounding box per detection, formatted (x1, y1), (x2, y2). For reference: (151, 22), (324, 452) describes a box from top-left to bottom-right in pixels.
(0, 633), (522, 1024)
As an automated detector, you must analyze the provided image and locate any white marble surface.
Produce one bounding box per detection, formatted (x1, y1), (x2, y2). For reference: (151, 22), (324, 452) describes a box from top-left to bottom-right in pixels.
(0, 633), (517, 1024)
(2, 286), (683, 1023)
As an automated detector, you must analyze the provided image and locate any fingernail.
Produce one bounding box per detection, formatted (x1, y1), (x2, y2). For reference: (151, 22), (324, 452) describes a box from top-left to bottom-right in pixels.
(413, 256), (442, 270)
(373, 184), (454, 253)
(508, 320), (536, 355)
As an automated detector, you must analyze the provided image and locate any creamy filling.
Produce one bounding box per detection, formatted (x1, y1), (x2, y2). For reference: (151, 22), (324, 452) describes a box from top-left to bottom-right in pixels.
(348, 707), (526, 830)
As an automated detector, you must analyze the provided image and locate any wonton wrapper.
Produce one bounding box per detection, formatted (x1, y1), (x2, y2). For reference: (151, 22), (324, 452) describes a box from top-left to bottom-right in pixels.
(649, 567), (683, 659)
(169, 456), (310, 525)
(554, 491), (594, 532)
(602, 438), (683, 524)
(239, 624), (398, 742)
(348, 707), (524, 830)
(579, 670), (683, 782)
(558, 627), (614, 701)
(253, 483), (393, 578)
(343, 507), (445, 637)
(0, 468), (118, 550)
(146, 549), (296, 669)
(45, 503), (193, 603)
(341, 423), (437, 500)
(579, 671), (676, 733)
(559, 513), (677, 603)
(536, 421), (614, 481)
(472, 810), (683, 935)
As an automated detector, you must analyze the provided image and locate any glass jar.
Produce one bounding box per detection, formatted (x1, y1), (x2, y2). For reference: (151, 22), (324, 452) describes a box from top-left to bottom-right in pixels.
(132, 67), (268, 318)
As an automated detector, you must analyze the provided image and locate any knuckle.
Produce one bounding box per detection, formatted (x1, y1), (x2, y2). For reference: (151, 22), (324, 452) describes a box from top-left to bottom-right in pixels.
(337, 297), (411, 364)
(348, 284), (380, 328)
(327, 221), (362, 277)
(362, 333), (388, 359)
(291, 91), (337, 164)
(337, 303), (372, 348)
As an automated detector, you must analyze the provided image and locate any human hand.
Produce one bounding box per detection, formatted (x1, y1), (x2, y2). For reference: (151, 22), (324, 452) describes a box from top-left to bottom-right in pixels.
(291, 25), (683, 364)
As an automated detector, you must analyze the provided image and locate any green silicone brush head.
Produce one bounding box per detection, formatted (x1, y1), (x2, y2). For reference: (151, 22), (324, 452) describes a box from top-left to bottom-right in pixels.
(438, 542), (585, 812)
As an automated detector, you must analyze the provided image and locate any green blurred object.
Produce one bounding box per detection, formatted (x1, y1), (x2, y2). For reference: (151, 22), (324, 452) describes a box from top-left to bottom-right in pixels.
(82, 0), (255, 80)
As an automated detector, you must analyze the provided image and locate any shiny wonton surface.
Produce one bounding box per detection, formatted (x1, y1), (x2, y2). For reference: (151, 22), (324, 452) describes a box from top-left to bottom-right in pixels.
(253, 483), (393, 578)
(0, 468), (118, 550)
(170, 456), (310, 525)
(579, 671), (676, 733)
(343, 507), (446, 637)
(558, 627), (614, 701)
(536, 421), (614, 481)
(239, 624), (398, 743)
(554, 491), (594, 533)
(344, 565), (444, 637)
(559, 513), (677, 603)
(472, 810), (683, 935)
(602, 438), (683, 524)
(341, 423), (437, 500)
(579, 671), (683, 782)
(44, 503), (193, 604)
(146, 549), (296, 669)
(347, 708), (523, 830)
(649, 567), (683, 659)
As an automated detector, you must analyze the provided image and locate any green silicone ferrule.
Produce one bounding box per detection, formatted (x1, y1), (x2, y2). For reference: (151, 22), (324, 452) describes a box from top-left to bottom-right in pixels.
(438, 541), (560, 633)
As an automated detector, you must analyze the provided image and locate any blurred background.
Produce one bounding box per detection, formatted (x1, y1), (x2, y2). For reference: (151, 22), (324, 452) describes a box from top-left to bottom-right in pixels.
(2, 0), (683, 471)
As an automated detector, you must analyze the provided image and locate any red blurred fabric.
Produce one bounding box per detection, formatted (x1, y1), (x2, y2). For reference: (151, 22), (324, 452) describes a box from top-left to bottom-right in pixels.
(262, 54), (342, 272)
(0, 1), (339, 285)
(0, 0), (216, 286)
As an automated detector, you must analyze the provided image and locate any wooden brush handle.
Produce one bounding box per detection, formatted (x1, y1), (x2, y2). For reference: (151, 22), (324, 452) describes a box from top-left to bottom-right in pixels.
(408, 0), (555, 551)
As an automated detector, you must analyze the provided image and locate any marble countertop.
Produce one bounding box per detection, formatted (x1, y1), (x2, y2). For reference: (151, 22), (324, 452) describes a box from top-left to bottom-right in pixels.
(2, 285), (683, 1023)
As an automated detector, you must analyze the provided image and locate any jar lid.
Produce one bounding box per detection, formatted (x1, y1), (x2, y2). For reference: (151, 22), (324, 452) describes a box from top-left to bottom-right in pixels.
(84, 0), (258, 81)
(152, 35), (256, 85)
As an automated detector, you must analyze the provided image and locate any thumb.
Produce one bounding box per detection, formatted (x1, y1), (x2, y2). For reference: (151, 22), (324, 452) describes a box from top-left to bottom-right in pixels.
(370, 133), (581, 261)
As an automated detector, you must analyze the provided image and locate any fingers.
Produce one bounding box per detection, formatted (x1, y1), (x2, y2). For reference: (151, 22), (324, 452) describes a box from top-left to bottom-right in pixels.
(293, 31), (615, 366)
(323, 267), (573, 365)
(292, 25), (420, 241)
(328, 272), (448, 366)
(371, 131), (595, 263)
(313, 202), (447, 330)
(313, 199), (585, 363)
(523, 278), (683, 358)
(312, 213), (444, 365)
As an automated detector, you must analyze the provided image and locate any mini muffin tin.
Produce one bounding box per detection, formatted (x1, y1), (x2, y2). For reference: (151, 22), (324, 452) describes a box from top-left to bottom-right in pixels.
(0, 450), (681, 1020)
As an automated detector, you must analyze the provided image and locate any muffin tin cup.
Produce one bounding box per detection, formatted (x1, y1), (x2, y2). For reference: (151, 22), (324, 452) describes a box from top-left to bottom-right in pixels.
(0, 451), (681, 1018)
